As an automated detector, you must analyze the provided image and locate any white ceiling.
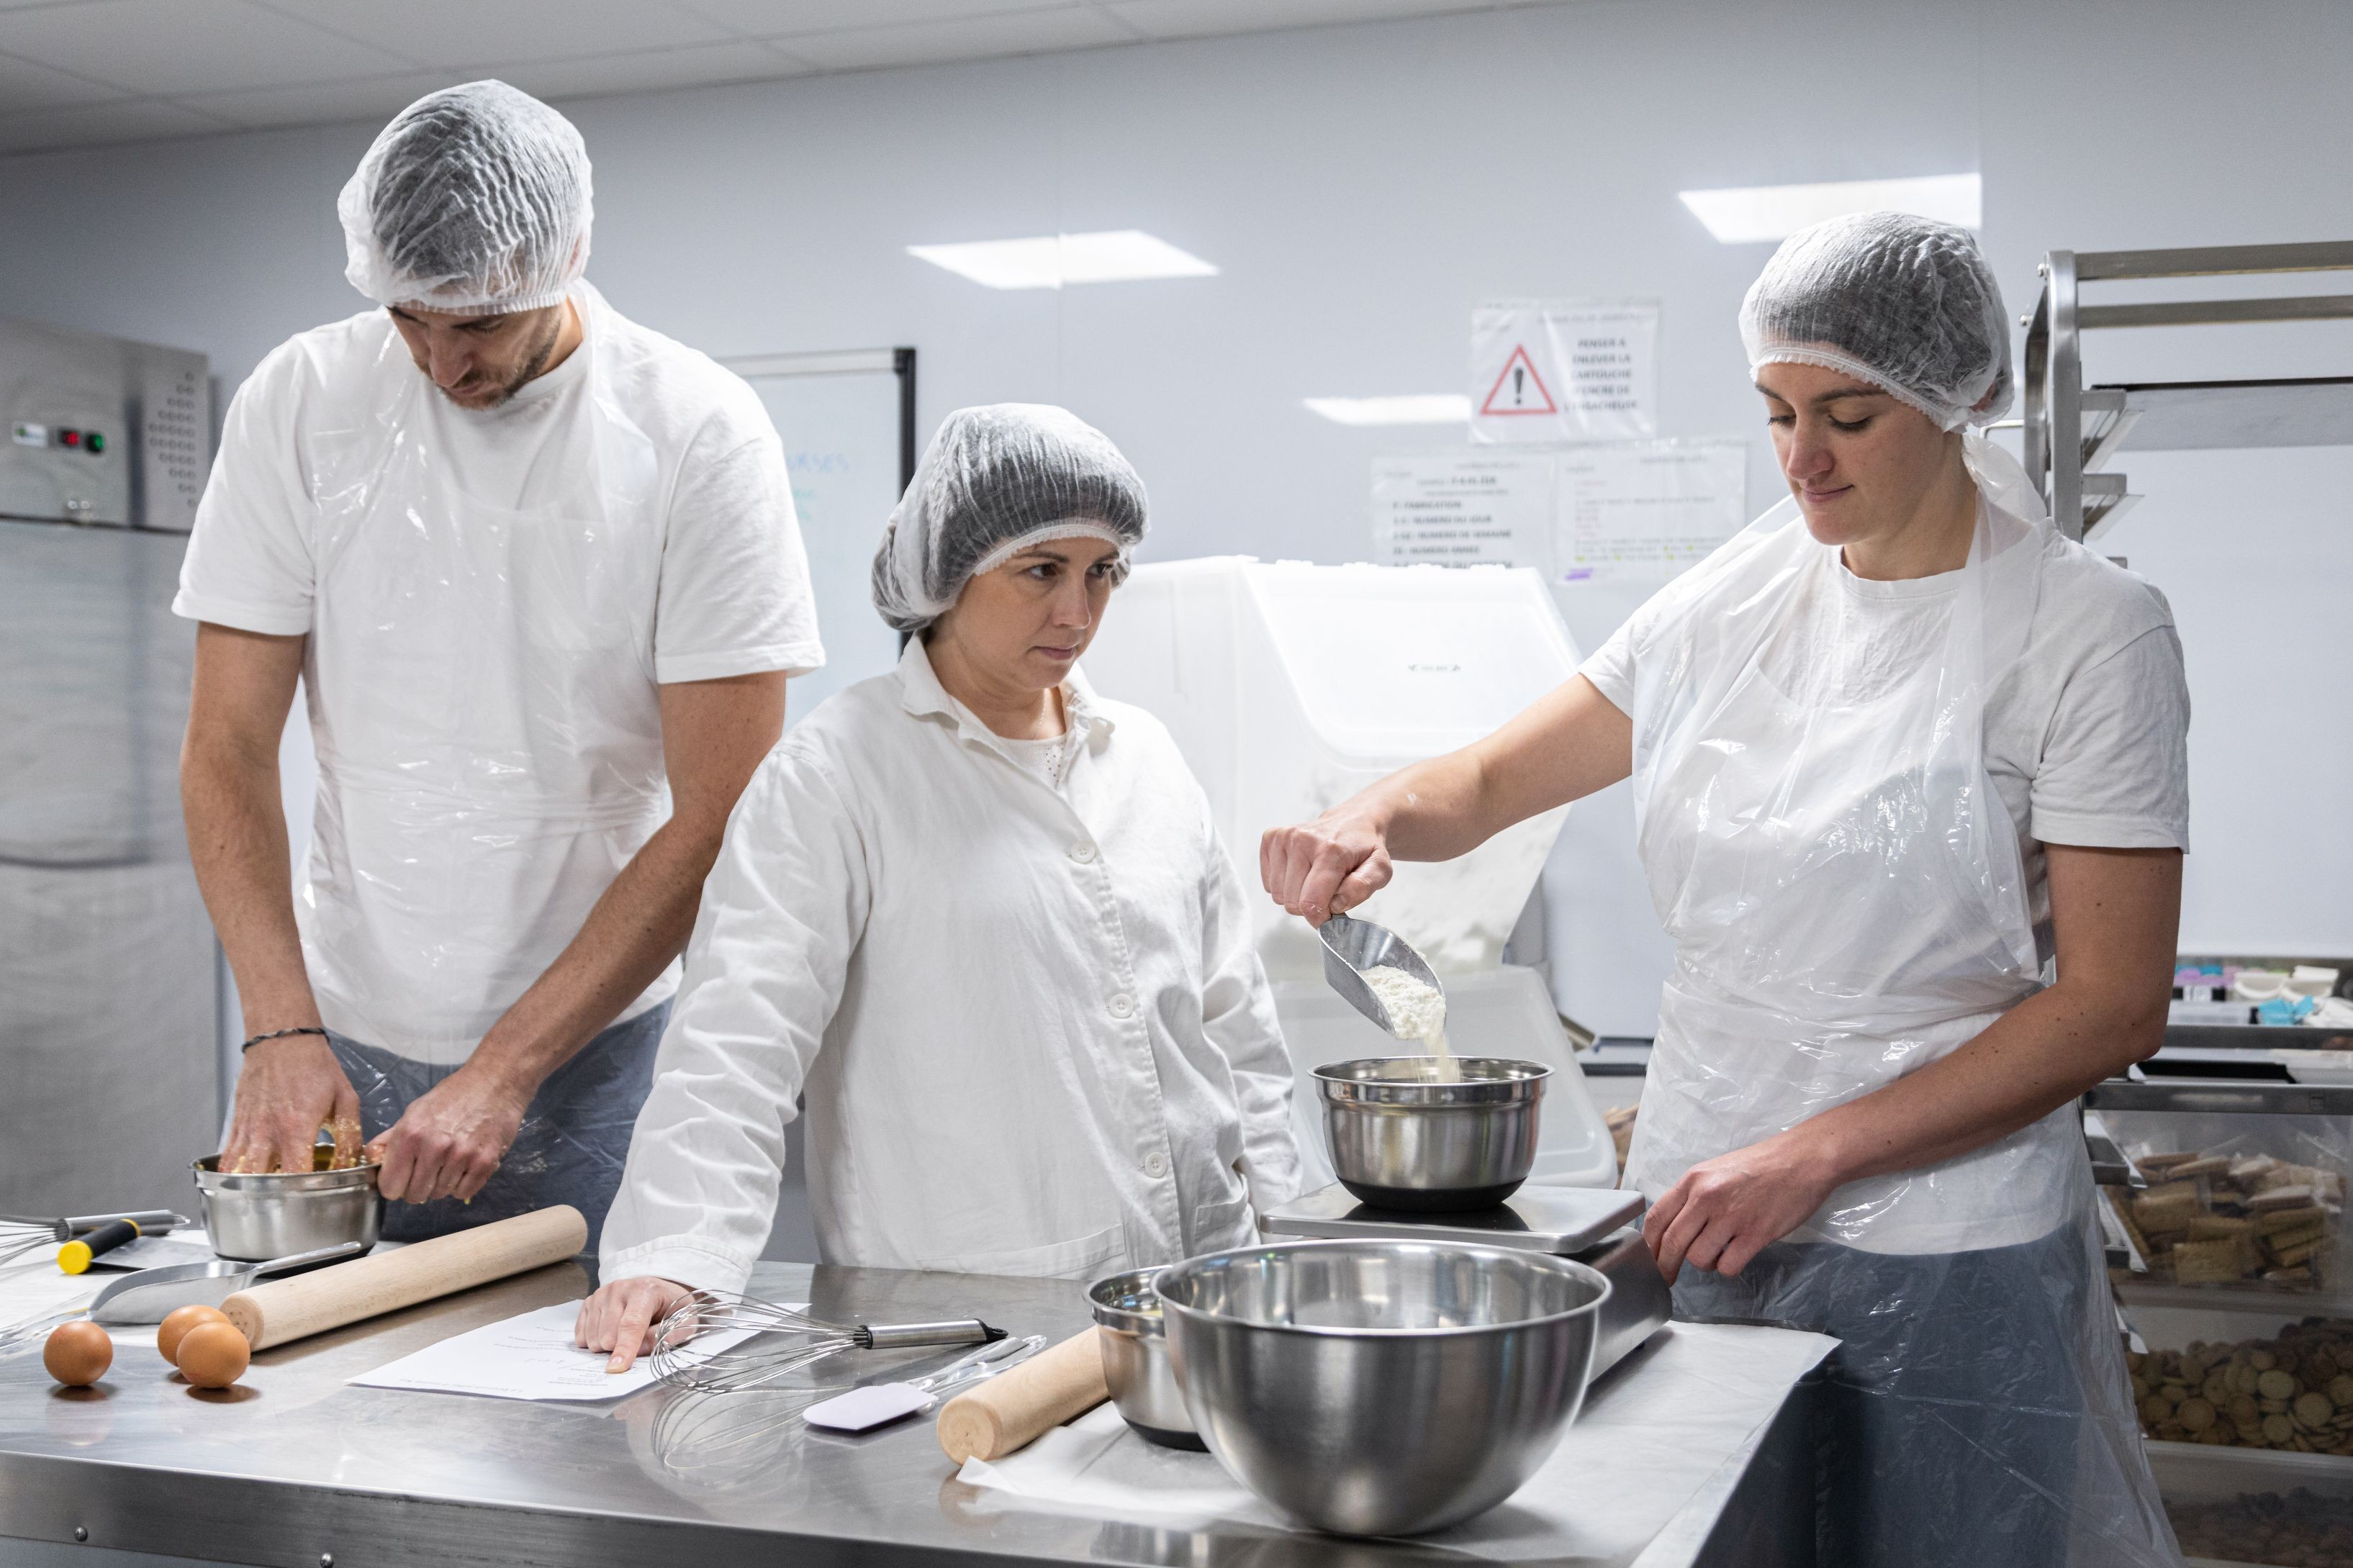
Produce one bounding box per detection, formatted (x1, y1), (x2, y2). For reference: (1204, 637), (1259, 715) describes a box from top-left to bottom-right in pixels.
(0, 0), (1558, 157)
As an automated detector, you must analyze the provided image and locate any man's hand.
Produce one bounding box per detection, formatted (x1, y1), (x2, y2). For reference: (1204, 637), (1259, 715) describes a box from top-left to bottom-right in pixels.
(577, 1277), (695, 1373)
(1260, 807), (1392, 925)
(368, 1065), (533, 1205)
(1643, 1130), (1845, 1286)
(223, 1037), (363, 1174)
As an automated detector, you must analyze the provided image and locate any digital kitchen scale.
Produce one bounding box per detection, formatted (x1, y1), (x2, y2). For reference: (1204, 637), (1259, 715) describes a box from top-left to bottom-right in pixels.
(1260, 1182), (1674, 1380)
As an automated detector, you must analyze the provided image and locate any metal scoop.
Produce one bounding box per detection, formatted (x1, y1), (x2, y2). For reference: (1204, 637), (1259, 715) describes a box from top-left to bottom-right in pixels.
(1318, 913), (1445, 1038)
(87, 1241), (365, 1324)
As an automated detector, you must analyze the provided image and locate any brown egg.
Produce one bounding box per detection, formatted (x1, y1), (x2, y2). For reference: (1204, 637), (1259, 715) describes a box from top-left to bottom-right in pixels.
(42, 1320), (112, 1387)
(158, 1305), (231, 1365)
(174, 1321), (249, 1390)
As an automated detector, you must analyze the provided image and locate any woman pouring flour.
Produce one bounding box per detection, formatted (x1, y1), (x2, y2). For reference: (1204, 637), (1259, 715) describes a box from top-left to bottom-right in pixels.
(580, 405), (1302, 1368)
(1262, 214), (2190, 1566)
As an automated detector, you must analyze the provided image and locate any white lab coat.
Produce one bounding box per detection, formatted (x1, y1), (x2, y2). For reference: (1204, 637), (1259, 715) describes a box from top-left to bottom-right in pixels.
(600, 639), (1303, 1292)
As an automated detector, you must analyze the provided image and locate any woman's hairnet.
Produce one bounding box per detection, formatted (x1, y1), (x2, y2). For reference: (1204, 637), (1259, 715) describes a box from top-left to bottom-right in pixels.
(872, 404), (1149, 634)
(1739, 211), (2013, 430)
(339, 81), (592, 317)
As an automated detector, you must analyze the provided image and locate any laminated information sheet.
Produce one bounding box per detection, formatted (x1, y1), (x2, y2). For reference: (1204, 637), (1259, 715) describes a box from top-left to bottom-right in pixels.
(1471, 299), (1659, 445)
(1555, 438), (1747, 586)
(1371, 453), (1554, 569)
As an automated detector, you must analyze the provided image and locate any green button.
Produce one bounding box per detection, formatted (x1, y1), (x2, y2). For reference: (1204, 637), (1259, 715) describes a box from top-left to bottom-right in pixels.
(84, 432), (104, 454)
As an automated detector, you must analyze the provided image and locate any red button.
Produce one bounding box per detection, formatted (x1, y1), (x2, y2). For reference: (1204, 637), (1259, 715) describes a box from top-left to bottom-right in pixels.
(60, 429), (80, 448)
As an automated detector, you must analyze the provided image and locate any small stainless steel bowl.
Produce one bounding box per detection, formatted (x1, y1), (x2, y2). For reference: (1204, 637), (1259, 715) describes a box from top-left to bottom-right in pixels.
(1315, 1057), (1550, 1211)
(1088, 1266), (1204, 1451)
(1158, 1238), (1609, 1538)
(194, 1153), (382, 1261)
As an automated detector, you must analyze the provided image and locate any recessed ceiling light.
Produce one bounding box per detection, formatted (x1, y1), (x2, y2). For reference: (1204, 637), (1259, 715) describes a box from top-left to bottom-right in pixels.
(1676, 173), (1982, 244)
(1302, 394), (1472, 426)
(906, 230), (1219, 290)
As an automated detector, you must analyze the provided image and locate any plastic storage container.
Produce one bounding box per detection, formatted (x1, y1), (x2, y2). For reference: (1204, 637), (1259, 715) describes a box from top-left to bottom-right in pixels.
(2133, 1302), (2353, 1567)
(2095, 1045), (2353, 1566)
(2104, 1111), (2351, 1302)
(1080, 557), (1578, 982)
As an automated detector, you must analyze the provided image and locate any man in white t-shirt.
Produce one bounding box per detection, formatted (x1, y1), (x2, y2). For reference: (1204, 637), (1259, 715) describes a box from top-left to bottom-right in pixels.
(176, 82), (823, 1246)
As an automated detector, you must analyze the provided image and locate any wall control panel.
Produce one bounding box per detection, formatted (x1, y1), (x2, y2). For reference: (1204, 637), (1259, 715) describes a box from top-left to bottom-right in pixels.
(1, 317), (207, 530)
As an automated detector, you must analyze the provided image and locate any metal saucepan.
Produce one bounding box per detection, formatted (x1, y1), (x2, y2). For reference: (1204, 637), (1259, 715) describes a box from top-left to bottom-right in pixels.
(1157, 1238), (1609, 1537)
(1314, 1056), (1550, 1211)
(1087, 1266), (1203, 1451)
(194, 1153), (383, 1261)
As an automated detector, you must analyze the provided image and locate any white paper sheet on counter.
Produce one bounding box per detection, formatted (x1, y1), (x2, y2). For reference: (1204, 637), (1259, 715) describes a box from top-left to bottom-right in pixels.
(0, 1232), (204, 1338)
(956, 1320), (1837, 1559)
(350, 1302), (775, 1402)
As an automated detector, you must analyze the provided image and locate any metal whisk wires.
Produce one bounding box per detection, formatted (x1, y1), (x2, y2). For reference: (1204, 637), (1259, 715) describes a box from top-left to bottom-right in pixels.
(649, 1289), (1006, 1395)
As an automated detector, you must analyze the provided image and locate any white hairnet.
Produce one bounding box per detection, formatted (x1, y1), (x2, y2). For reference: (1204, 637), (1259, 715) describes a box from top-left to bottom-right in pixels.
(1740, 211), (2013, 430)
(339, 81), (592, 317)
(872, 404), (1149, 635)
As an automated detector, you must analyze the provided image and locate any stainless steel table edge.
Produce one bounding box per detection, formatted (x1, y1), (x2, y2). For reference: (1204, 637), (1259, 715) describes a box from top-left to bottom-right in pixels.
(0, 1447), (1032, 1568)
(0, 1395), (1820, 1568)
(1636, 1370), (1823, 1568)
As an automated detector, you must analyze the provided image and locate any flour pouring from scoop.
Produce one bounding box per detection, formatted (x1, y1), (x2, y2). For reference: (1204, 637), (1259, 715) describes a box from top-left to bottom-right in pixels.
(1316, 915), (1460, 1084)
(1360, 964), (1460, 1083)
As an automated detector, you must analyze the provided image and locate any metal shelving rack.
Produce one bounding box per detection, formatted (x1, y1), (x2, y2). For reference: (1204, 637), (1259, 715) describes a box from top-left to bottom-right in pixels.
(2028, 251), (2353, 1559)
(2021, 240), (2353, 541)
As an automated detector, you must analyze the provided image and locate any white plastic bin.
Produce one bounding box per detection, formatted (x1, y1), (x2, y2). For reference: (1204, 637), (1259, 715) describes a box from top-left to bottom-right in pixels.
(1083, 556), (1581, 982)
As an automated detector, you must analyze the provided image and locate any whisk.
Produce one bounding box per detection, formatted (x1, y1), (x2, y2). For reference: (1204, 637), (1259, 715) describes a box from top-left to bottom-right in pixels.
(0, 1210), (185, 1269)
(650, 1289), (1007, 1395)
(649, 1336), (1044, 1484)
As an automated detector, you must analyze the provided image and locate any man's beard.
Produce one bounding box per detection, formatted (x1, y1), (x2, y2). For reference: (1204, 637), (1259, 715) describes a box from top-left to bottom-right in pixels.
(440, 311), (564, 409)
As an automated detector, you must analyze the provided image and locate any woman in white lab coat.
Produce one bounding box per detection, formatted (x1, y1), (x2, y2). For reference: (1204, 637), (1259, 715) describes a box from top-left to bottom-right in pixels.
(580, 404), (1302, 1368)
(1263, 214), (2190, 1567)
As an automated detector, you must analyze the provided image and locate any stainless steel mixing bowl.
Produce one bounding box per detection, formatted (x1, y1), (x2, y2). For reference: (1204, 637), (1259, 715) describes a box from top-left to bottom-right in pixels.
(194, 1153), (381, 1261)
(1314, 1057), (1550, 1210)
(1157, 1238), (1609, 1537)
(1088, 1266), (1204, 1450)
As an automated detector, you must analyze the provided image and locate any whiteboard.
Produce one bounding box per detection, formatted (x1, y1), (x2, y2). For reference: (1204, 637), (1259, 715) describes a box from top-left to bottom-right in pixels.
(742, 360), (908, 725)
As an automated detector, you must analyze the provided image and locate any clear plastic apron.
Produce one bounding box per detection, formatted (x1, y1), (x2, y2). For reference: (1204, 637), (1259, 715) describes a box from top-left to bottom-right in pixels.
(1623, 438), (2180, 1566)
(299, 285), (674, 1065)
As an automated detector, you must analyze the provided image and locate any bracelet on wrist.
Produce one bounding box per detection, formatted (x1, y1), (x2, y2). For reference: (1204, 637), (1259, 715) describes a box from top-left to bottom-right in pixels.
(241, 1025), (328, 1053)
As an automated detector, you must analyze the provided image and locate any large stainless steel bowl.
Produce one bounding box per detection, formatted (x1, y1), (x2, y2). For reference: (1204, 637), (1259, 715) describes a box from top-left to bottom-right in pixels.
(1315, 1057), (1550, 1210)
(1088, 1266), (1203, 1450)
(1157, 1239), (1609, 1537)
(194, 1153), (381, 1261)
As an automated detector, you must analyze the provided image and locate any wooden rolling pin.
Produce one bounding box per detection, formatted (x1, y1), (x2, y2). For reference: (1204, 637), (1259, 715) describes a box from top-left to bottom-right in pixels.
(222, 1205), (587, 1351)
(937, 1326), (1110, 1464)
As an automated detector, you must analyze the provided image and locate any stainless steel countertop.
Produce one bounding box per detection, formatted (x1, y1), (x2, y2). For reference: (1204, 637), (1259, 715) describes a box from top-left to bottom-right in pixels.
(0, 1260), (1815, 1568)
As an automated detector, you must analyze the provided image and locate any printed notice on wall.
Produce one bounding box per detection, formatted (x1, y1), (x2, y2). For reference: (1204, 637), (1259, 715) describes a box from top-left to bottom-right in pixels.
(1555, 438), (1747, 586)
(1373, 453), (1554, 569)
(1471, 299), (1660, 445)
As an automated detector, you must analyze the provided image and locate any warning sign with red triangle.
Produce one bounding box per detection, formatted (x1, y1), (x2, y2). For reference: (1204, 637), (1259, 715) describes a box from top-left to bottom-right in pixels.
(1479, 344), (1558, 417)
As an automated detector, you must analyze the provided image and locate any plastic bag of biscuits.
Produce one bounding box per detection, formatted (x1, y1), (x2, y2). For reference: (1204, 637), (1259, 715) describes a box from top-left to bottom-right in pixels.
(2131, 1320), (2353, 1454)
(2104, 1123), (2349, 1293)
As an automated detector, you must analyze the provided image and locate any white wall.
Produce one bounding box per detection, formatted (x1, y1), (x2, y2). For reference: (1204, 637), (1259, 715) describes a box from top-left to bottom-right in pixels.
(4, 0), (2347, 1034)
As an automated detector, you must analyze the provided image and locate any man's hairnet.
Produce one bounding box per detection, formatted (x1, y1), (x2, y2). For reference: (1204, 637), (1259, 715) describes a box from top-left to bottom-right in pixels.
(1739, 211), (2013, 430)
(872, 404), (1149, 635)
(339, 81), (592, 317)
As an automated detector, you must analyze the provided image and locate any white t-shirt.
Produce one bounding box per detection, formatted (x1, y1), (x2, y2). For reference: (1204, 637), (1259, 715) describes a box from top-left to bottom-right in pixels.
(1589, 517), (2190, 1254)
(998, 730), (1079, 789)
(1583, 522), (2191, 964)
(175, 282), (824, 1064)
